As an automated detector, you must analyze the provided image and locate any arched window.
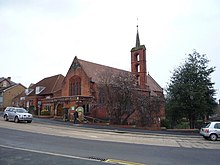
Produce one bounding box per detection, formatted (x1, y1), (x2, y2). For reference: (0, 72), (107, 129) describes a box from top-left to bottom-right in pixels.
(99, 89), (105, 104)
(135, 53), (140, 62)
(135, 64), (140, 73)
(136, 54), (140, 61)
(137, 64), (140, 72)
(69, 76), (81, 96)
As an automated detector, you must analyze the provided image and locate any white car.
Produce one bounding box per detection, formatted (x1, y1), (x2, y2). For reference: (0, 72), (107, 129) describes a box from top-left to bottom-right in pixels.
(200, 121), (220, 141)
(3, 107), (32, 123)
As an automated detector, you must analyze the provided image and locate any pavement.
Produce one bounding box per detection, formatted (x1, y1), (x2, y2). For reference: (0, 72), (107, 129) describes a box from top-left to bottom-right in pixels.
(0, 110), (200, 137)
(32, 116), (200, 138)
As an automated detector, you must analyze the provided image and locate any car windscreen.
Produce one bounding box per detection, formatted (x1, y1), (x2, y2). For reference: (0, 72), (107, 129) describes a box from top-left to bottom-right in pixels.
(16, 108), (27, 113)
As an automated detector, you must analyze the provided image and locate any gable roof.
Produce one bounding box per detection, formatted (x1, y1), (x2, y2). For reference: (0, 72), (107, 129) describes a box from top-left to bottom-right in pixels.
(72, 57), (163, 93)
(0, 77), (16, 85)
(2, 83), (26, 92)
(0, 77), (18, 92)
(27, 74), (64, 96)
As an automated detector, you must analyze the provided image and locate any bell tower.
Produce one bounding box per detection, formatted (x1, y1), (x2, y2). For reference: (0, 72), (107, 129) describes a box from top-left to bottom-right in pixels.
(131, 25), (147, 89)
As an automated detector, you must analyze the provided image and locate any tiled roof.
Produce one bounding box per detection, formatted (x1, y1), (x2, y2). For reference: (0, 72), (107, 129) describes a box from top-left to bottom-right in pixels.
(78, 59), (128, 83)
(77, 58), (163, 93)
(28, 74), (64, 96)
(0, 77), (16, 85)
(2, 83), (26, 92)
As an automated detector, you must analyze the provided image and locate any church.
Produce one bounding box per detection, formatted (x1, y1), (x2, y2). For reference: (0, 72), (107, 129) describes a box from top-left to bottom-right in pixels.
(14, 27), (165, 128)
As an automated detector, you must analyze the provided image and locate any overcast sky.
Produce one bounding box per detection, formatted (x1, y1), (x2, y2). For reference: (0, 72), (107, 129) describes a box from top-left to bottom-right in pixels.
(0, 0), (220, 100)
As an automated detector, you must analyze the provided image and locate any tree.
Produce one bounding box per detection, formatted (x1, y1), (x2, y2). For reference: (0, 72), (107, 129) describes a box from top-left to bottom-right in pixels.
(135, 94), (163, 127)
(97, 71), (137, 124)
(166, 50), (217, 128)
(97, 70), (164, 127)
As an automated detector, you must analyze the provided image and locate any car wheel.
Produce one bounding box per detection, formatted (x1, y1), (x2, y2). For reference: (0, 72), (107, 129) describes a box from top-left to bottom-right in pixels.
(4, 115), (8, 121)
(210, 134), (217, 141)
(14, 116), (19, 123)
(27, 120), (32, 123)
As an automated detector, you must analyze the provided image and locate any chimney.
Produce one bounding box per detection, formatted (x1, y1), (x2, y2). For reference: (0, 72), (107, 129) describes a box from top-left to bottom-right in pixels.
(7, 77), (11, 81)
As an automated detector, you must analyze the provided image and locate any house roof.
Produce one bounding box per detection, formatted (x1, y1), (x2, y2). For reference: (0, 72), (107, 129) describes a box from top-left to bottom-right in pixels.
(2, 83), (26, 92)
(75, 57), (163, 93)
(28, 74), (64, 96)
(0, 77), (16, 84)
(0, 77), (18, 92)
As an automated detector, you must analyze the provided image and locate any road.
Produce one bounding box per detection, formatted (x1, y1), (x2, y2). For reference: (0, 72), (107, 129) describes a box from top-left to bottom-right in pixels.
(0, 117), (220, 165)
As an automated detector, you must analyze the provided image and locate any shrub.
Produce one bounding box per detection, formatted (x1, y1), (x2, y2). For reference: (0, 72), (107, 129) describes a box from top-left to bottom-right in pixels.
(41, 109), (50, 115)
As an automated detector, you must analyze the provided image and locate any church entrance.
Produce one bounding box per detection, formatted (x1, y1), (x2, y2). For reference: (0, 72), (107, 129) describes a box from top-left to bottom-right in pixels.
(56, 104), (63, 116)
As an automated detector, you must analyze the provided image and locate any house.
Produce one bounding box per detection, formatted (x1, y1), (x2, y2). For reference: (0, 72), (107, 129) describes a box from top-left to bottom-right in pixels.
(0, 77), (26, 110)
(12, 74), (64, 115)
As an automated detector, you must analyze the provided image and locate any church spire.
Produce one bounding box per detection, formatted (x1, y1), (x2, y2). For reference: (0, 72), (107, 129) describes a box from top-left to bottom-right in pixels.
(136, 25), (140, 48)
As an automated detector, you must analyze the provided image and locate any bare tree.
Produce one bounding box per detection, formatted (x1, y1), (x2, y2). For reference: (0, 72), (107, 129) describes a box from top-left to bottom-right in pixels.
(97, 70), (163, 127)
(135, 93), (163, 127)
(97, 71), (137, 124)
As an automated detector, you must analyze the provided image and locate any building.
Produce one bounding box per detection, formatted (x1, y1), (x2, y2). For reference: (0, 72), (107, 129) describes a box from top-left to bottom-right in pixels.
(14, 27), (165, 128)
(0, 77), (26, 110)
(12, 74), (64, 115)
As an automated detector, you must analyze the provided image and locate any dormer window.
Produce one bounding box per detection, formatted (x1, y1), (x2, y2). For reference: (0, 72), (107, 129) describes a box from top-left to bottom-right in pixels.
(2, 80), (7, 87)
(25, 88), (34, 95)
(36, 86), (45, 94)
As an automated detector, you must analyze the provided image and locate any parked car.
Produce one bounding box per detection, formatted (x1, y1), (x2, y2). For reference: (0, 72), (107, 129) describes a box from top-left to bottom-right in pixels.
(3, 107), (32, 123)
(200, 121), (220, 141)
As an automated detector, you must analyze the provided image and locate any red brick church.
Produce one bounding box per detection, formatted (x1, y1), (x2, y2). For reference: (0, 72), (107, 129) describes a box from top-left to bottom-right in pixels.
(13, 27), (165, 128)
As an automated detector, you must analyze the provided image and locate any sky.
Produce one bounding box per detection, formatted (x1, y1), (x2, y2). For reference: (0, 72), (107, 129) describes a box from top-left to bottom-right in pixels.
(0, 0), (220, 100)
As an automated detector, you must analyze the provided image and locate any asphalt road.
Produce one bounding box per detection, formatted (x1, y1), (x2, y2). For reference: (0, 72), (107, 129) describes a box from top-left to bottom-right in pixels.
(0, 117), (220, 165)
(0, 144), (106, 165)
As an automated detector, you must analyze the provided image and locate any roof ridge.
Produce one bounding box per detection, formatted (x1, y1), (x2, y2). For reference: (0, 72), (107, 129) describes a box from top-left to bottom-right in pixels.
(78, 58), (129, 73)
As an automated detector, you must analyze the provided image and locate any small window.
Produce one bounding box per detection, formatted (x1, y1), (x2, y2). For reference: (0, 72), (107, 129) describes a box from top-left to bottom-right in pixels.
(20, 97), (25, 101)
(25, 88), (34, 95)
(36, 86), (45, 94)
(135, 54), (140, 61)
(3, 81), (7, 87)
(214, 123), (220, 129)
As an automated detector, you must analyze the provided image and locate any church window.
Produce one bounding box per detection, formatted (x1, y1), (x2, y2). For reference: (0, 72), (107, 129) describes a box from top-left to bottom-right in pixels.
(69, 76), (81, 96)
(135, 64), (140, 73)
(99, 89), (105, 104)
(136, 54), (140, 61)
(137, 75), (140, 86)
(137, 64), (140, 72)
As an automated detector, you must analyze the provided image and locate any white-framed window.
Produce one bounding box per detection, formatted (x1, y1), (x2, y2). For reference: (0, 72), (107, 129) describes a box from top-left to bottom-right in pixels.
(36, 86), (45, 94)
(3, 81), (7, 87)
(25, 88), (34, 95)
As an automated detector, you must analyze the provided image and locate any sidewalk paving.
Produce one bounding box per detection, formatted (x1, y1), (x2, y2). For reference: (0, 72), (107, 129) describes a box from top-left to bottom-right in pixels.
(33, 117), (200, 138)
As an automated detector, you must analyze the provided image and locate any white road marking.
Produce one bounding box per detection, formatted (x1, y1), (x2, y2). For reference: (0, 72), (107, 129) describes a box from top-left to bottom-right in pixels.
(0, 144), (99, 162)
